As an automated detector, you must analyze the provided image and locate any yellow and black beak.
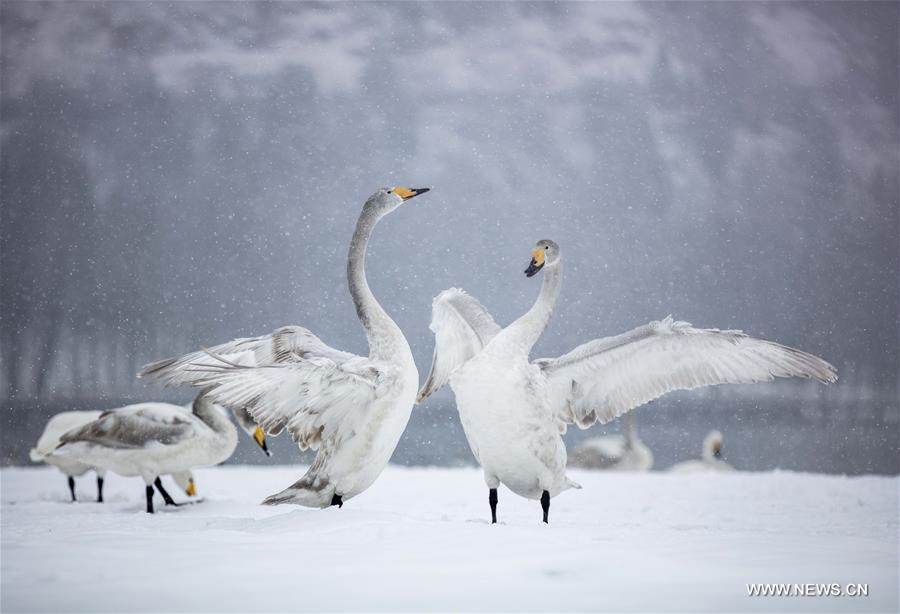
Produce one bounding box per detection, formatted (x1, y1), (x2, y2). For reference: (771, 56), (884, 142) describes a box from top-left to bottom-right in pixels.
(254, 426), (272, 457)
(391, 186), (430, 201)
(713, 443), (722, 459)
(185, 478), (197, 497)
(525, 248), (545, 277)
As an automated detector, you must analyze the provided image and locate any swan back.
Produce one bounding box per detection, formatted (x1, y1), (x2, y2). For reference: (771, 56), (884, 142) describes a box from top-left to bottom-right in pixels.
(31, 411), (103, 461)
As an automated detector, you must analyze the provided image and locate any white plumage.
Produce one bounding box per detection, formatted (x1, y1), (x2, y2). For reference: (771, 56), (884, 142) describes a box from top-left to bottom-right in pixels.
(32, 409), (199, 503)
(139, 187), (429, 508)
(31, 411), (106, 501)
(537, 317), (837, 428)
(49, 396), (263, 512)
(418, 239), (836, 523)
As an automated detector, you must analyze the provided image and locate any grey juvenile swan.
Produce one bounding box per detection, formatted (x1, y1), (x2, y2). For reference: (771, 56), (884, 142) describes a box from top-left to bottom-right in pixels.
(31, 409), (207, 503)
(140, 187), (429, 508)
(51, 395), (269, 512)
(417, 239), (836, 523)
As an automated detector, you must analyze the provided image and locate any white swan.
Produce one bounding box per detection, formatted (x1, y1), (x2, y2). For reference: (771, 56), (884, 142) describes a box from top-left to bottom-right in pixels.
(417, 239), (837, 523)
(567, 412), (653, 471)
(139, 187), (429, 508)
(31, 410), (106, 501)
(50, 395), (269, 512)
(668, 430), (735, 473)
(31, 410), (201, 502)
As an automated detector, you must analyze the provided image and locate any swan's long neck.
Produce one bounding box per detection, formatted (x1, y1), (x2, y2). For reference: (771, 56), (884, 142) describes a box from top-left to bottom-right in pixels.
(192, 395), (234, 438)
(505, 261), (563, 355)
(348, 206), (406, 360)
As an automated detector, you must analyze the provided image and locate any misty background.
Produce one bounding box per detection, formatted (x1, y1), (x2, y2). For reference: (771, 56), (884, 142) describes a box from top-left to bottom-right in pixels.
(2, 1), (897, 474)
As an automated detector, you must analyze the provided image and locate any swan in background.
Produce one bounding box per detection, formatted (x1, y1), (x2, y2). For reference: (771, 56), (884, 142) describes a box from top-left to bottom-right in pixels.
(567, 412), (653, 471)
(668, 430), (735, 473)
(140, 187), (430, 509)
(31, 411), (106, 502)
(51, 394), (269, 512)
(417, 239), (836, 524)
(31, 410), (202, 502)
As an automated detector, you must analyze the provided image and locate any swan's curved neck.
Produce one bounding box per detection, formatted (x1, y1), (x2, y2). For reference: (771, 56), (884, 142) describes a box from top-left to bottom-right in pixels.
(348, 206), (406, 360)
(506, 260), (563, 354)
(192, 395), (233, 436)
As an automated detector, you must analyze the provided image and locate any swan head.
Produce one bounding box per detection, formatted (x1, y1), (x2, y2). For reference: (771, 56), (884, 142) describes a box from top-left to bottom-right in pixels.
(232, 406), (272, 457)
(366, 186), (430, 214)
(525, 239), (560, 277)
(703, 430), (724, 460)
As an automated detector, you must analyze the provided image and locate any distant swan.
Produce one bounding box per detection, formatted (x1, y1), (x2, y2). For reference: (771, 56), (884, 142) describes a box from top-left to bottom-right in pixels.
(51, 395), (269, 512)
(31, 409), (200, 502)
(140, 187), (430, 509)
(567, 412), (653, 471)
(417, 239), (836, 523)
(668, 430), (735, 473)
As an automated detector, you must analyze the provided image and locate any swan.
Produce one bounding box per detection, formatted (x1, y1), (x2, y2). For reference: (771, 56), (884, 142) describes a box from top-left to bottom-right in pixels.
(417, 239), (836, 523)
(50, 395), (270, 512)
(668, 430), (735, 473)
(139, 186), (430, 508)
(31, 410), (106, 501)
(567, 412), (653, 471)
(31, 410), (203, 502)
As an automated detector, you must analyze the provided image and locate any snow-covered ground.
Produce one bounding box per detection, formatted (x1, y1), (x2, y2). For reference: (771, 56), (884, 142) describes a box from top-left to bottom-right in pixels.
(2, 465), (897, 613)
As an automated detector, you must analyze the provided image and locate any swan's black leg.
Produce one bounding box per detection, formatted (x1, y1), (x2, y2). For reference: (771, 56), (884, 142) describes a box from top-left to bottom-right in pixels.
(154, 477), (178, 506)
(489, 488), (498, 524)
(541, 490), (550, 524)
(330, 493), (343, 508)
(146, 485), (155, 513)
(67, 476), (77, 502)
(96, 476), (104, 503)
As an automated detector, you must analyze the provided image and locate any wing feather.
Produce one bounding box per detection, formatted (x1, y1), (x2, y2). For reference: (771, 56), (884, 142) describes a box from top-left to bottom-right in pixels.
(416, 288), (501, 402)
(141, 325), (384, 450)
(186, 353), (390, 450)
(59, 406), (196, 450)
(537, 316), (837, 429)
(139, 326), (355, 386)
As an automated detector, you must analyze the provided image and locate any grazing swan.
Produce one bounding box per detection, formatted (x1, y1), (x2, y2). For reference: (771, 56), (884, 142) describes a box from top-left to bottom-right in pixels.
(31, 410), (200, 502)
(139, 187), (430, 509)
(417, 239), (836, 524)
(51, 395), (269, 512)
(567, 412), (653, 471)
(668, 430), (735, 473)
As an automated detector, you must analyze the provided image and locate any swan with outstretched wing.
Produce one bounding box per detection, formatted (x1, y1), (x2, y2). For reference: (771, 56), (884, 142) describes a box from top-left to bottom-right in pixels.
(140, 187), (429, 508)
(418, 239), (836, 524)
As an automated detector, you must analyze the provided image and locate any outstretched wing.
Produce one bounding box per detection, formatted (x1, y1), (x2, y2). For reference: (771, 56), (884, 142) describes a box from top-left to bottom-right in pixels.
(417, 288), (502, 402)
(536, 316), (837, 429)
(139, 326), (355, 386)
(185, 354), (395, 451)
(59, 405), (196, 450)
(140, 326), (394, 451)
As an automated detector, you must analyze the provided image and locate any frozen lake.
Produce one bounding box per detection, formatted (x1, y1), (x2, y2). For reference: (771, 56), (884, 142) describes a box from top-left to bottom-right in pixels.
(2, 465), (897, 612)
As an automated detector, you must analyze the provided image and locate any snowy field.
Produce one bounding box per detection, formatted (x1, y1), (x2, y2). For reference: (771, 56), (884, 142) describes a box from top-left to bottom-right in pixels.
(2, 465), (897, 613)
